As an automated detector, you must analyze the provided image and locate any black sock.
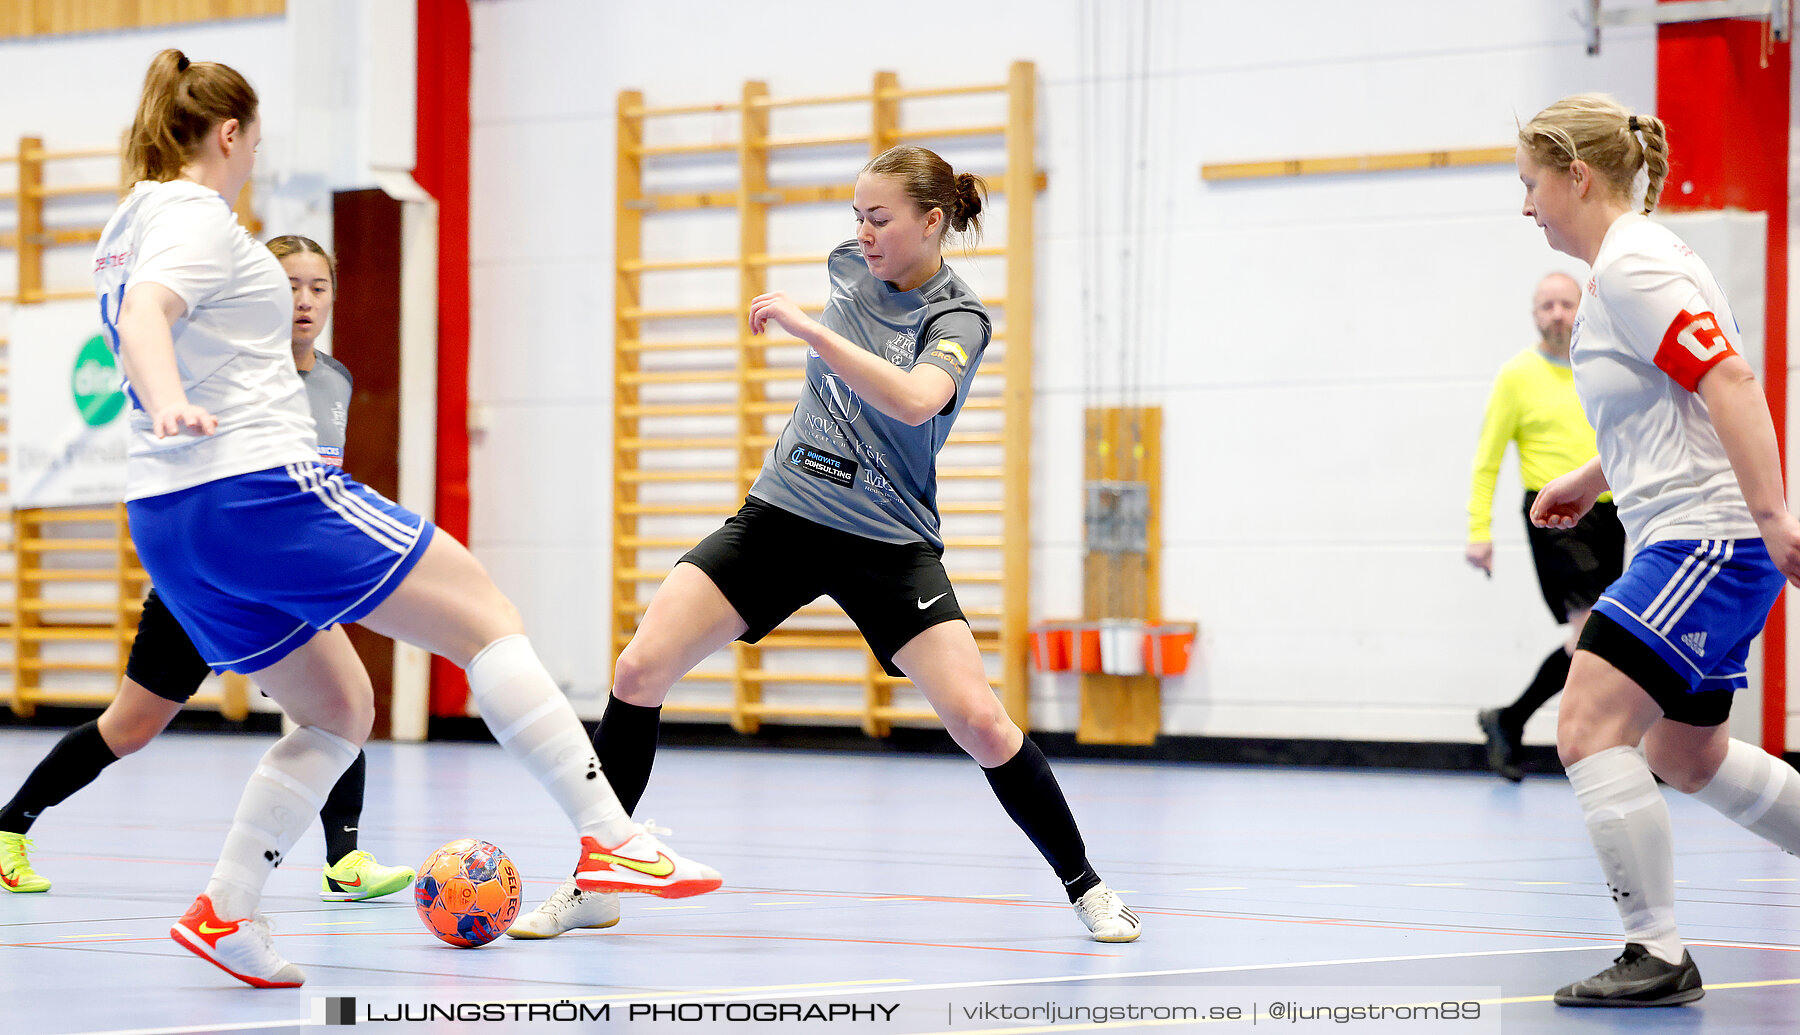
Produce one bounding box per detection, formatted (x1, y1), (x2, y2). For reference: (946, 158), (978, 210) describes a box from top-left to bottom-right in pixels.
(982, 738), (1100, 902)
(1498, 647), (1571, 738)
(594, 697), (662, 816)
(320, 751), (366, 865)
(0, 721), (121, 835)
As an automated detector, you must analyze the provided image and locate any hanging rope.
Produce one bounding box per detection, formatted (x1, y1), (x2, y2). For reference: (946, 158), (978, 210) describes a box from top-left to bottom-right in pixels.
(1076, 0), (1175, 622)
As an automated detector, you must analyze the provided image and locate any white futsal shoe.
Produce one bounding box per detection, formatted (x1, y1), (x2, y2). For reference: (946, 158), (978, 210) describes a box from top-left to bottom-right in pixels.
(1074, 882), (1142, 942)
(170, 893), (306, 988)
(507, 876), (621, 939)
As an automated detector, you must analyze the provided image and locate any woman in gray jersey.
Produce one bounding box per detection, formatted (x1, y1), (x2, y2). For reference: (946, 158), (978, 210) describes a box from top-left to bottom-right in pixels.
(510, 146), (1142, 944)
(0, 236), (414, 903)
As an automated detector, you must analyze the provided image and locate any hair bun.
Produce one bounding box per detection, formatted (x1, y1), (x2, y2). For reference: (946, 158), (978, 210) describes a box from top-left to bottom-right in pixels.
(175, 53), (190, 72)
(952, 172), (984, 228)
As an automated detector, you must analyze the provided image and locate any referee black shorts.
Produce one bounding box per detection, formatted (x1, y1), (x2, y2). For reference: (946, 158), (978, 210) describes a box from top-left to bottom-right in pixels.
(1522, 492), (1626, 624)
(678, 497), (965, 677)
(125, 587), (213, 704)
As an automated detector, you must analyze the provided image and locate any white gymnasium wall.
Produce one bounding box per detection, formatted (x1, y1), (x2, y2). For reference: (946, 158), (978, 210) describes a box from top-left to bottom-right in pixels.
(467, 0), (1665, 739)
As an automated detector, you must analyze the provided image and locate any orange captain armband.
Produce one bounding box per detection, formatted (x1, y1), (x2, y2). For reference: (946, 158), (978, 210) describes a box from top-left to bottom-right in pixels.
(1654, 309), (1737, 392)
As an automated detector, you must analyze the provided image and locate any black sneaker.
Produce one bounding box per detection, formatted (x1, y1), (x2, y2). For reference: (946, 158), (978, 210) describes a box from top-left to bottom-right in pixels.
(1554, 943), (1704, 1007)
(1478, 708), (1524, 782)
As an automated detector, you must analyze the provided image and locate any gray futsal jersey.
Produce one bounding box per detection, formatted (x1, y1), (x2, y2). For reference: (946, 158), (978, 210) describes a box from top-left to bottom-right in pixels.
(299, 351), (353, 466)
(749, 239), (992, 549)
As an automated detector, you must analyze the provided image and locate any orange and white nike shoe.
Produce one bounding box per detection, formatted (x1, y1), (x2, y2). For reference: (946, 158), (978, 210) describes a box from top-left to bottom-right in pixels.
(573, 823), (721, 898)
(169, 894), (305, 988)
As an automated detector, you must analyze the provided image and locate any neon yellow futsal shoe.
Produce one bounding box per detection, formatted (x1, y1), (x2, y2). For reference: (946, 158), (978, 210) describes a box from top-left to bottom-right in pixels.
(0, 831), (50, 893)
(320, 849), (415, 902)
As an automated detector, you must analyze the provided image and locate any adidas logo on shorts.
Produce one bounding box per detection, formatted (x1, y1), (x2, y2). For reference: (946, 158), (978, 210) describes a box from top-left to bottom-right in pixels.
(1681, 631), (1707, 657)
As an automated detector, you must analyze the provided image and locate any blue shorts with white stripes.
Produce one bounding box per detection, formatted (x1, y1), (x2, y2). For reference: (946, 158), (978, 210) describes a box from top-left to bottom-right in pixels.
(126, 463), (436, 673)
(1591, 538), (1784, 697)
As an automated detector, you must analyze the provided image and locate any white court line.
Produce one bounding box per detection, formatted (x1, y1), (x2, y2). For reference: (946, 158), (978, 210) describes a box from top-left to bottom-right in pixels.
(815, 943), (1609, 997)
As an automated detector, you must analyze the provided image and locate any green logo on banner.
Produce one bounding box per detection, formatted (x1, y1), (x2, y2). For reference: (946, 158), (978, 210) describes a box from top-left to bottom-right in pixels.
(71, 334), (125, 427)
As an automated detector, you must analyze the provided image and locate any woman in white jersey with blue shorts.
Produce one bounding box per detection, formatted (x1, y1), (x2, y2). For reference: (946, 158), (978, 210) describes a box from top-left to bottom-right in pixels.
(507, 146), (1140, 945)
(1518, 94), (1800, 1008)
(94, 50), (721, 989)
(0, 236), (414, 903)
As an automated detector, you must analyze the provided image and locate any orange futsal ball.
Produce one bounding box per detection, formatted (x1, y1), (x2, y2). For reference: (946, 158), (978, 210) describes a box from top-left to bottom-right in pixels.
(413, 838), (522, 947)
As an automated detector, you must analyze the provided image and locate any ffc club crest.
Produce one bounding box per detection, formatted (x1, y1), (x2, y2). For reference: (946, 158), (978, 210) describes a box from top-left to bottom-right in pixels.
(882, 332), (916, 367)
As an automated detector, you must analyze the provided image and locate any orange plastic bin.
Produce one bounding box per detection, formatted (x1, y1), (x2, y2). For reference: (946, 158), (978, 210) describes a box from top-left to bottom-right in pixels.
(1144, 623), (1197, 675)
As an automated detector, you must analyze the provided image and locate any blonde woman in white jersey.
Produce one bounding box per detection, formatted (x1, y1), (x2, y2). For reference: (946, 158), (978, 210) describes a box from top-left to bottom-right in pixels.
(94, 50), (720, 990)
(1519, 94), (1800, 1008)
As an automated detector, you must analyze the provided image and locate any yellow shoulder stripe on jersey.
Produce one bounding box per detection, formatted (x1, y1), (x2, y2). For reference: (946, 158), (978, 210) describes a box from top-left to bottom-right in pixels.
(929, 339), (969, 370)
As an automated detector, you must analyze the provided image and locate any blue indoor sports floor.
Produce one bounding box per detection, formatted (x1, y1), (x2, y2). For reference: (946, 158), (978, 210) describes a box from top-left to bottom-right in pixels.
(3, 727), (1797, 1033)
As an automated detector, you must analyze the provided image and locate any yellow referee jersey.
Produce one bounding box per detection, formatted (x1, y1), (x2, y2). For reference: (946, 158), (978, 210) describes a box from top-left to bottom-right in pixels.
(1468, 347), (1607, 542)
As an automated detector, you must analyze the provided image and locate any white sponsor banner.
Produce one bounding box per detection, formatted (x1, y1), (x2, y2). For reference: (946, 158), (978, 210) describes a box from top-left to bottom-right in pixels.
(7, 299), (128, 508)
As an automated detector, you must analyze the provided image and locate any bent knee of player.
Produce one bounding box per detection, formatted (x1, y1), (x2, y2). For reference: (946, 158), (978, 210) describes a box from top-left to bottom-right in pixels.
(611, 645), (674, 706)
(288, 679), (376, 746)
(97, 714), (167, 756)
(97, 689), (179, 755)
(330, 695), (376, 746)
(1556, 696), (1638, 766)
(1644, 728), (1729, 794)
(943, 699), (1018, 763)
(1649, 757), (1714, 795)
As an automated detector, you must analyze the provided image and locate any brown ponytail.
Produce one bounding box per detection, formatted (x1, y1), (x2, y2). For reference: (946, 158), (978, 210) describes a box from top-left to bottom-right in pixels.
(125, 49), (259, 184)
(862, 145), (987, 243)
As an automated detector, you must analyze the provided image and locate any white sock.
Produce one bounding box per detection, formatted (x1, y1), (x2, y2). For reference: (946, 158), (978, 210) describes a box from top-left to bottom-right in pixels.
(467, 635), (633, 845)
(1690, 738), (1800, 855)
(205, 726), (360, 919)
(1566, 745), (1684, 964)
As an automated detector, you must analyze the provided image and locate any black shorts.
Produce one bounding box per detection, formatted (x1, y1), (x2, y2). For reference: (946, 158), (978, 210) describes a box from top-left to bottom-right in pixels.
(125, 588), (213, 704)
(1523, 492), (1626, 624)
(679, 497), (964, 677)
(1577, 610), (1734, 727)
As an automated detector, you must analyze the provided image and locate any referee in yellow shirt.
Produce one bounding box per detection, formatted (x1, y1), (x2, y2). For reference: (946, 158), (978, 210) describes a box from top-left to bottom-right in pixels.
(1467, 272), (1625, 782)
